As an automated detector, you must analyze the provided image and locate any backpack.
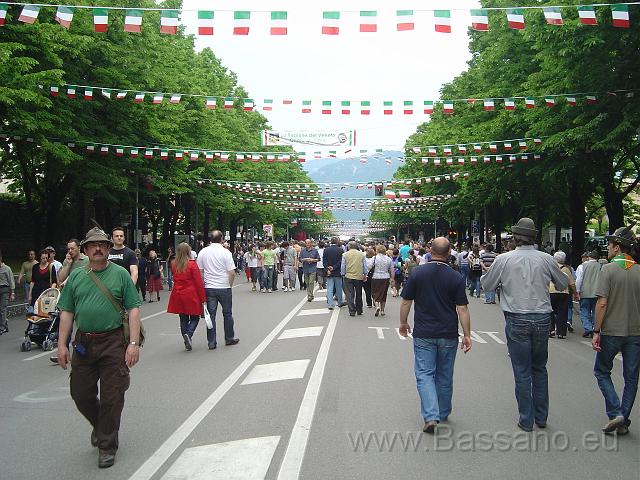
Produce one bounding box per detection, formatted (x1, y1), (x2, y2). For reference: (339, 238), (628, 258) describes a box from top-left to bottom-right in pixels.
(471, 256), (482, 271)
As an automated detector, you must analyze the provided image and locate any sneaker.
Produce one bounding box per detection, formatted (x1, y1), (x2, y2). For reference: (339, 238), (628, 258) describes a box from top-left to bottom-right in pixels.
(98, 450), (115, 468)
(267, 289), (272, 293)
(603, 416), (626, 433)
(225, 338), (240, 346)
(567, 324), (574, 333)
(49, 356), (58, 364)
(617, 425), (630, 436)
(183, 334), (192, 351)
(423, 420), (438, 434)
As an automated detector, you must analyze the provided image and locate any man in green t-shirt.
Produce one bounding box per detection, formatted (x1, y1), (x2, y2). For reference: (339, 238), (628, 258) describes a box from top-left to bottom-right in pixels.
(56, 227), (142, 469)
(261, 242), (276, 293)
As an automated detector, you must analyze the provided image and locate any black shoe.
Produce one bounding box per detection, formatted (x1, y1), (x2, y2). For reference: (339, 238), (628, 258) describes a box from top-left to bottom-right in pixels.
(183, 334), (192, 351)
(423, 421), (437, 434)
(208, 345), (217, 350)
(349, 313), (355, 317)
(517, 422), (533, 432)
(225, 338), (240, 346)
(535, 422), (547, 429)
(338, 302), (347, 307)
(582, 331), (592, 338)
(98, 450), (115, 468)
(567, 325), (574, 333)
(91, 428), (98, 447)
(50, 356), (58, 364)
(357, 312), (363, 315)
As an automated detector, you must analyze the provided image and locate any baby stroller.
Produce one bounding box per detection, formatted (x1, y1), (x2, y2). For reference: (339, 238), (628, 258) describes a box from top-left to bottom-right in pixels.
(21, 287), (60, 352)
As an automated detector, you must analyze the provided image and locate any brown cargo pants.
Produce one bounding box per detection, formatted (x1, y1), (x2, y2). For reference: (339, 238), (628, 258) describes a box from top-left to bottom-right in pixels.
(70, 328), (130, 453)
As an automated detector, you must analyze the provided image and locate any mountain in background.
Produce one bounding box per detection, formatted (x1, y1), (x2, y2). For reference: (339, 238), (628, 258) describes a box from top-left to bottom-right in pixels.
(301, 151), (404, 221)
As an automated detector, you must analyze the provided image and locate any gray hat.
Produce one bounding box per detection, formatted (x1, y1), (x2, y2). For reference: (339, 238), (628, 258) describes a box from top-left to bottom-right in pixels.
(44, 245), (56, 252)
(80, 227), (113, 246)
(606, 224), (637, 248)
(511, 217), (538, 237)
(588, 250), (600, 259)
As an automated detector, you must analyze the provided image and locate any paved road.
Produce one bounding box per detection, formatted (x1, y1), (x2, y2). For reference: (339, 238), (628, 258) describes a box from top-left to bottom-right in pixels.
(0, 281), (638, 479)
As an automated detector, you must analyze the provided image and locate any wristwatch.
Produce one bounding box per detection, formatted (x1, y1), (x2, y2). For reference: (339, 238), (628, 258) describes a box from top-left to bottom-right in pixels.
(592, 330), (600, 334)
(129, 341), (139, 346)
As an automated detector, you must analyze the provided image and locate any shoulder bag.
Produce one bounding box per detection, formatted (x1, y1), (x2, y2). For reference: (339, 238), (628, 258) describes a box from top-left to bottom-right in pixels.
(86, 267), (146, 346)
(367, 257), (376, 281)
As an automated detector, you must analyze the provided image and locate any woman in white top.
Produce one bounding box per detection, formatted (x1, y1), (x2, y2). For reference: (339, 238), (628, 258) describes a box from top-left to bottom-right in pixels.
(370, 244), (395, 316)
(316, 240), (326, 289)
(243, 245), (259, 291)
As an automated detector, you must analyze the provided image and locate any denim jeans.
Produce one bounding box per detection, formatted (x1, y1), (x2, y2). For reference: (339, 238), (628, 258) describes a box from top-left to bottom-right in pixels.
(460, 266), (469, 287)
(263, 266), (274, 290)
(179, 314), (199, 338)
(594, 335), (640, 423)
(567, 301), (574, 325)
(469, 277), (481, 297)
(205, 288), (235, 348)
(257, 267), (265, 290)
(484, 290), (496, 303)
(413, 337), (458, 422)
(504, 311), (552, 429)
(579, 297), (597, 333)
(326, 276), (343, 308)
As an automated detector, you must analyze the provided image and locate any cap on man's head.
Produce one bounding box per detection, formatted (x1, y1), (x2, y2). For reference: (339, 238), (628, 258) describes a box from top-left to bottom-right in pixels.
(588, 250), (600, 259)
(606, 224), (637, 248)
(44, 245), (55, 253)
(511, 217), (538, 237)
(80, 227), (113, 247)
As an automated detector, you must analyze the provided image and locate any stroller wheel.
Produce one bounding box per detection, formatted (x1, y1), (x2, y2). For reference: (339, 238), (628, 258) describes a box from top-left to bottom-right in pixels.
(20, 342), (26, 352)
(21, 340), (32, 352)
(43, 339), (53, 351)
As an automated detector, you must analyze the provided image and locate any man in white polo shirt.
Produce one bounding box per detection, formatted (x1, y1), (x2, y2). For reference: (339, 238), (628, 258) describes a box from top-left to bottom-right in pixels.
(196, 230), (240, 350)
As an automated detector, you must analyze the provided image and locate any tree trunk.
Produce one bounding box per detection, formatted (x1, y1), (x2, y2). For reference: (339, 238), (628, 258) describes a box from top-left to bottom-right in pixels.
(479, 209), (485, 244)
(554, 222), (562, 250)
(602, 180), (624, 233)
(203, 204), (211, 242)
(569, 178), (587, 268)
(184, 195), (192, 238)
(229, 218), (238, 249)
(494, 207), (503, 253)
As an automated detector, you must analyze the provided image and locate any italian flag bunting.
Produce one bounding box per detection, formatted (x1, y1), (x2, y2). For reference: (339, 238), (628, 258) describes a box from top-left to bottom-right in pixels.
(302, 100), (311, 113)
(519, 140), (527, 150)
(504, 142), (512, 151)
(322, 11), (340, 35)
(534, 138), (542, 145)
(160, 10), (179, 35)
(100, 146), (109, 156)
(490, 143), (498, 153)
(383, 101), (393, 115)
(545, 96), (556, 106)
(152, 94), (163, 104)
(471, 157), (478, 165)
(115, 147), (124, 157)
(384, 190), (396, 199)
(525, 97), (535, 108)
(282, 99), (293, 105)
(399, 190), (411, 199)
(205, 151), (213, 162)
(341, 101), (351, 115)
(160, 149), (168, 160)
(263, 99), (273, 111)
(206, 97), (216, 109)
(566, 96), (577, 106)
(397, 10), (414, 31)
(586, 95), (597, 104)
(611, 5), (630, 28)
(101, 89), (111, 99)
(224, 97), (234, 109)
(243, 99), (254, 111)
(233, 11), (250, 35)
(443, 101), (454, 114)
(424, 101), (434, 114)
(93, 8), (108, 32)
(190, 151), (199, 161)
(18, 5), (40, 24)
(543, 7), (563, 25)
(578, 6), (597, 25)
(322, 101), (332, 114)
(434, 10), (451, 33)
(483, 99), (494, 111)
(403, 101), (414, 115)
(144, 149), (153, 159)
(360, 11), (377, 33)
(170, 94), (181, 104)
(506, 9), (525, 30)
(471, 9), (489, 31)
(443, 146), (452, 156)
(271, 11), (287, 35)
(84, 88), (93, 100)
(504, 98), (516, 110)
(428, 147), (437, 156)
(67, 86), (76, 99)
(124, 10), (143, 33)
(86, 144), (95, 153)
(134, 92), (145, 103)
(55, 6), (74, 29)
(50, 86), (59, 97)
(473, 144), (482, 152)
(0, 4), (7, 26)
(360, 101), (370, 115)
(458, 145), (467, 154)
(130, 148), (138, 158)
(198, 11), (214, 35)
(116, 91), (127, 100)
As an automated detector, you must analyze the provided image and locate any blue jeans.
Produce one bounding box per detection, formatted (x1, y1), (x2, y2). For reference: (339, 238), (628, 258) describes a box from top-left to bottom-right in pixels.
(580, 297), (597, 333)
(263, 266), (274, 290)
(326, 276), (343, 308)
(484, 290), (496, 303)
(179, 314), (199, 338)
(460, 266), (469, 287)
(505, 312), (552, 429)
(413, 337), (458, 422)
(594, 335), (640, 423)
(567, 301), (574, 325)
(205, 288), (235, 348)
(469, 277), (481, 297)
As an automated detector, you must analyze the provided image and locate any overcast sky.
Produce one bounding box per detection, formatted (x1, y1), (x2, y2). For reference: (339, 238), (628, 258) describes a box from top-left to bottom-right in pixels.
(182, 0), (480, 149)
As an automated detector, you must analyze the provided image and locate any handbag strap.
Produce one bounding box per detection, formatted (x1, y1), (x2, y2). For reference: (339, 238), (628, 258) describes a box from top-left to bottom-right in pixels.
(86, 265), (126, 319)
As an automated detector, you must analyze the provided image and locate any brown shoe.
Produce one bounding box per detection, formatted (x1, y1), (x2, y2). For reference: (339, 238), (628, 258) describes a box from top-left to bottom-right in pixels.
(617, 425), (629, 435)
(423, 420), (438, 434)
(98, 450), (115, 468)
(603, 416), (625, 433)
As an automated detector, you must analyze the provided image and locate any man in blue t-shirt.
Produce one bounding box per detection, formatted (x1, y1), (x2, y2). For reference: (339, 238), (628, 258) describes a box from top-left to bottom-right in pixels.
(399, 240), (412, 261)
(399, 237), (472, 434)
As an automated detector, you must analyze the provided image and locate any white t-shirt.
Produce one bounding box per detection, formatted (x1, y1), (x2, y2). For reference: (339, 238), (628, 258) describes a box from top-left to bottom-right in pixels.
(196, 243), (236, 289)
(190, 251), (198, 260)
(317, 248), (324, 268)
(244, 251), (258, 268)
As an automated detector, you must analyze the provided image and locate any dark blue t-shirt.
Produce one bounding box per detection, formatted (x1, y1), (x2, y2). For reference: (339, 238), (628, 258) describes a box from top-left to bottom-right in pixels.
(401, 261), (468, 339)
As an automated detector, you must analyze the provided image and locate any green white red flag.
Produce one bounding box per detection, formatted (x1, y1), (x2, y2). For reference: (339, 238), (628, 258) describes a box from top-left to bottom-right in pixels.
(586, 95), (597, 104)
(397, 10), (414, 31)
(360, 11), (377, 32)
(18, 4), (40, 24)
(243, 99), (254, 111)
(543, 7), (563, 25)
(484, 99), (494, 111)
(341, 101), (351, 115)
(234, 11), (250, 35)
(134, 92), (145, 103)
(360, 101), (370, 115)
(424, 101), (434, 114)
(403, 101), (413, 115)
(67, 86), (76, 98)
(611, 5), (630, 28)
(504, 98), (515, 110)
(130, 148), (138, 158)
(271, 11), (287, 35)
(55, 6), (74, 29)
(224, 98), (234, 108)
(443, 101), (454, 114)
(383, 101), (393, 115)
(322, 101), (332, 114)
(84, 88), (93, 100)
(0, 4), (7, 26)
(170, 94), (181, 104)
(434, 10), (451, 33)
(124, 10), (143, 33)
(206, 97), (216, 109)
(152, 94), (163, 104)
(566, 96), (577, 106)
(302, 100), (311, 113)
(545, 96), (556, 106)
(198, 11), (214, 35)
(160, 10), (179, 35)
(578, 6), (597, 25)
(322, 11), (339, 35)
(506, 9), (525, 29)
(525, 97), (535, 108)
(263, 99), (273, 111)
(471, 9), (489, 31)
(93, 8), (108, 32)
(50, 86), (59, 96)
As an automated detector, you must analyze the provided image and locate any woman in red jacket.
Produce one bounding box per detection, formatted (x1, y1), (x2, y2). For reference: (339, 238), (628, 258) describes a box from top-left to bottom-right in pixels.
(167, 242), (206, 351)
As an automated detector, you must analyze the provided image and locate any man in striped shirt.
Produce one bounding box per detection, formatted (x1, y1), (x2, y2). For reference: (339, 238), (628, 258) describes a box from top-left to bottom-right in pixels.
(481, 244), (498, 304)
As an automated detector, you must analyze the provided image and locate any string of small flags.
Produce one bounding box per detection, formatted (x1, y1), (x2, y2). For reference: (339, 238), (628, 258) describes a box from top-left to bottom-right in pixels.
(230, 195), (452, 212)
(1, 3), (635, 34)
(414, 154), (541, 165)
(405, 137), (542, 156)
(41, 83), (637, 116)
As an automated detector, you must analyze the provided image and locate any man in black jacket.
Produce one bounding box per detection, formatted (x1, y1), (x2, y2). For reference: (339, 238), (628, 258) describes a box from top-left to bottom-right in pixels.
(322, 237), (346, 310)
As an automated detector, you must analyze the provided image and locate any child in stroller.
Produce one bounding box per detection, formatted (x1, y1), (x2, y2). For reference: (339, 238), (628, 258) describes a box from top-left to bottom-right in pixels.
(21, 287), (60, 352)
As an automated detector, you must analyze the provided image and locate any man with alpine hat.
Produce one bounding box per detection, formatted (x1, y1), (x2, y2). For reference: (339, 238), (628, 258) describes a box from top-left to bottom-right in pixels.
(56, 227), (142, 468)
(481, 218), (568, 432)
(592, 224), (640, 435)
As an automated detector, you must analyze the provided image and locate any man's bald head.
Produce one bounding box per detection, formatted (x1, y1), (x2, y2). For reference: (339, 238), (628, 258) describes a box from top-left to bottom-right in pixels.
(431, 237), (451, 258)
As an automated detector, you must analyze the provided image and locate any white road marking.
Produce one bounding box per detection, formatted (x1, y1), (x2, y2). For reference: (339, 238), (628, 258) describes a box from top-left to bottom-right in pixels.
(241, 360), (310, 385)
(477, 331), (505, 344)
(395, 327), (412, 339)
(316, 289), (327, 294)
(277, 305), (340, 480)
(128, 295), (310, 480)
(13, 386), (69, 403)
(311, 296), (327, 302)
(160, 436), (280, 480)
(21, 310), (168, 362)
(279, 327), (324, 340)
(369, 326), (389, 339)
(297, 308), (332, 316)
(469, 331), (488, 344)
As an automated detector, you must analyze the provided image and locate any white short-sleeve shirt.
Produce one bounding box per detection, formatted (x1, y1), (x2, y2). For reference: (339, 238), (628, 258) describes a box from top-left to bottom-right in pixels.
(196, 243), (236, 289)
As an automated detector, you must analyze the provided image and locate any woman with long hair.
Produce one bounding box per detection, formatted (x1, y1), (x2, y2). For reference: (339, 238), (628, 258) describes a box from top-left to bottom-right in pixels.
(28, 249), (57, 307)
(370, 244), (395, 317)
(167, 243), (206, 351)
(146, 250), (163, 302)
